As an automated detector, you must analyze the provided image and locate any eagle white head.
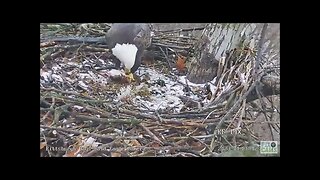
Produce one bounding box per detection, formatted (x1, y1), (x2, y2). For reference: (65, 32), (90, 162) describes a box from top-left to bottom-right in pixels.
(111, 43), (138, 72)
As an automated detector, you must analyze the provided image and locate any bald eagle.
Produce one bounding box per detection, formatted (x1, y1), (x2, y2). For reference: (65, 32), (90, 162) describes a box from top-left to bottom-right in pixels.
(105, 23), (152, 81)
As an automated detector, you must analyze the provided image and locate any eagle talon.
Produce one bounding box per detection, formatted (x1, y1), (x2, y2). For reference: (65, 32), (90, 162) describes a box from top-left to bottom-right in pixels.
(125, 73), (135, 82)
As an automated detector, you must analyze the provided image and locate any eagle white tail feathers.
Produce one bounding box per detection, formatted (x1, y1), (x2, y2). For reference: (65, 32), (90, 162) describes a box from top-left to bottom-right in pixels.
(112, 43), (138, 70)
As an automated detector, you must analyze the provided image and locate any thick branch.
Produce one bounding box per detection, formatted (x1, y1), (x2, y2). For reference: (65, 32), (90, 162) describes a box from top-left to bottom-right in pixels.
(40, 125), (115, 140)
(75, 115), (142, 125)
(40, 36), (106, 44)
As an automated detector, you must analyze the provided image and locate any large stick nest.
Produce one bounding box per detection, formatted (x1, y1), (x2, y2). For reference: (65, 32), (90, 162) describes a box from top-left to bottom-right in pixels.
(40, 23), (280, 157)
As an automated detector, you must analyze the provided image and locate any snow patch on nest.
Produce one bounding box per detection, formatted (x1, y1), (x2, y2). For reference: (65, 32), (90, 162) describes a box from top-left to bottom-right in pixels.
(40, 60), (111, 93)
(40, 69), (52, 82)
(41, 55), (232, 114)
(107, 69), (125, 77)
(116, 85), (132, 102)
(132, 67), (217, 113)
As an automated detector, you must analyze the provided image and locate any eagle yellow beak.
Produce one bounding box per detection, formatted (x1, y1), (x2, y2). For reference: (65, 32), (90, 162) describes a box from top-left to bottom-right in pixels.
(124, 68), (135, 82)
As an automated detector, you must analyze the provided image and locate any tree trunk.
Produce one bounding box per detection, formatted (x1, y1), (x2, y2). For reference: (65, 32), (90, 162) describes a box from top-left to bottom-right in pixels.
(186, 23), (280, 101)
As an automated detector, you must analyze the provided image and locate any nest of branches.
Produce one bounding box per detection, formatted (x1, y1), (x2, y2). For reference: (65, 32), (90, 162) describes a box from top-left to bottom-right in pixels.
(40, 23), (279, 157)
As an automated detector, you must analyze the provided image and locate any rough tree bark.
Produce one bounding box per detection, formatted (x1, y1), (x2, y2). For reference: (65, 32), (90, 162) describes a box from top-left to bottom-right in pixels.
(186, 23), (280, 102)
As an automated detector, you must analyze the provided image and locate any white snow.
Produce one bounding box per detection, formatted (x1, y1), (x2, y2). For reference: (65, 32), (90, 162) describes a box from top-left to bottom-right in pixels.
(117, 85), (132, 101)
(133, 67), (211, 112)
(78, 81), (89, 90)
(41, 54), (233, 115)
(40, 69), (52, 82)
(107, 69), (124, 77)
(79, 73), (92, 79)
(73, 105), (84, 110)
(84, 137), (101, 148)
(51, 74), (63, 83)
(67, 61), (80, 67)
